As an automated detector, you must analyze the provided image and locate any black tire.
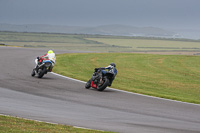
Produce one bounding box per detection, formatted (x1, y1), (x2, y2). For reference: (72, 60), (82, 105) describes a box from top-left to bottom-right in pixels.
(97, 77), (109, 91)
(85, 81), (91, 89)
(31, 69), (35, 77)
(38, 68), (46, 78)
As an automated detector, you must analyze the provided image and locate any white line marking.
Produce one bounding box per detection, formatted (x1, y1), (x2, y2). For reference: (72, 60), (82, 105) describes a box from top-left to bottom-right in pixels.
(74, 126), (104, 132)
(51, 72), (200, 106)
(51, 72), (86, 83)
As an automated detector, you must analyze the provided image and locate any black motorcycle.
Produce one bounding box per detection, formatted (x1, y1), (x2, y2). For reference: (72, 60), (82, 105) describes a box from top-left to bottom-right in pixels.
(85, 68), (115, 91)
(31, 60), (53, 78)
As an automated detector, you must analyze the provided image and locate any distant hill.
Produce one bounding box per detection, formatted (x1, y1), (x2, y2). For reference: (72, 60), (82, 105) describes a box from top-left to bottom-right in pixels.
(0, 23), (175, 38)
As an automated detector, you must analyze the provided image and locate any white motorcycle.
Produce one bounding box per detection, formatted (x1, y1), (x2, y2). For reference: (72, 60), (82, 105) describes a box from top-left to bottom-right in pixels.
(31, 57), (55, 78)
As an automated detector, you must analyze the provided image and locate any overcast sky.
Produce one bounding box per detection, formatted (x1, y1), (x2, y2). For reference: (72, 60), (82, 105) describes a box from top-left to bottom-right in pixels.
(0, 0), (200, 29)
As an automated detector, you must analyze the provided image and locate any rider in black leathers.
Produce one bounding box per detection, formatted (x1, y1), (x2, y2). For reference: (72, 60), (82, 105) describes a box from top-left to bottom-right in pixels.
(91, 63), (117, 86)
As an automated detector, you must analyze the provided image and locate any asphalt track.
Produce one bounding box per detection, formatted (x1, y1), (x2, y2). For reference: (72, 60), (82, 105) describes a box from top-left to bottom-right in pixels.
(0, 46), (200, 133)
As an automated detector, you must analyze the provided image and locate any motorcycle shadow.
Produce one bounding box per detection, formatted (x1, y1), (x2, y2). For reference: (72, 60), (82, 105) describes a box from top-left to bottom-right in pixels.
(31, 76), (55, 80)
(84, 87), (116, 92)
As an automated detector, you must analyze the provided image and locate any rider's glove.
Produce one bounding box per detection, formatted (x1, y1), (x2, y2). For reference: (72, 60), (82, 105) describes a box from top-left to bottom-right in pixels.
(94, 68), (99, 72)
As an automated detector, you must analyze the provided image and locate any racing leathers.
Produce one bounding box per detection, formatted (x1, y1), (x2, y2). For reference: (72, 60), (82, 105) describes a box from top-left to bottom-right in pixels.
(91, 64), (117, 87)
(102, 65), (117, 86)
(35, 53), (56, 72)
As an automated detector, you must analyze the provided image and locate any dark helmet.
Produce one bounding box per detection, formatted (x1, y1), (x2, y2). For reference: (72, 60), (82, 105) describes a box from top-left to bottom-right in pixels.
(110, 63), (116, 67)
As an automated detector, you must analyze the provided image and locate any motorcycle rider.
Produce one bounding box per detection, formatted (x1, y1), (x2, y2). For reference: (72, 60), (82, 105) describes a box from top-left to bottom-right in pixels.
(34, 50), (56, 72)
(93, 63), (117, 86)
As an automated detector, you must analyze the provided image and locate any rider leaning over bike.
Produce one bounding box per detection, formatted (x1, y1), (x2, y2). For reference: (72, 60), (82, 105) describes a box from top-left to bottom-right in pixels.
(93, 63), (117, 86)
(35, 50), (56, 72)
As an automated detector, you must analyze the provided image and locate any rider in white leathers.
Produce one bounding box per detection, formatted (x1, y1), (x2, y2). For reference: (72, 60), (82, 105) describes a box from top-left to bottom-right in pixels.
(35, 50), (56, 72)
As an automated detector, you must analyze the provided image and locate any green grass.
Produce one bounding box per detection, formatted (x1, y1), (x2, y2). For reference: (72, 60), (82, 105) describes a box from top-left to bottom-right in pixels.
(53, 53), (200, 104)
(0, 115), (113, 133)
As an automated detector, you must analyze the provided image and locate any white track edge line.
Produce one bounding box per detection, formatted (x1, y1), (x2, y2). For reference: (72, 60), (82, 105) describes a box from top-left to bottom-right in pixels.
(51, 72), (200, 107)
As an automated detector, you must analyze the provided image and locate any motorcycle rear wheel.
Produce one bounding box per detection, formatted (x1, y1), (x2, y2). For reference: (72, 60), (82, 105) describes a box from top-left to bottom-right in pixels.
(97, 77), (109, 91)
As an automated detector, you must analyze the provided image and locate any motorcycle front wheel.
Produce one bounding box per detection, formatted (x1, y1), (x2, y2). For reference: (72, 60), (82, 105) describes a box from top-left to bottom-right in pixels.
(31, 69), (35, 77)
(38, 68), (46, 78)
(85, 80), (91, 89)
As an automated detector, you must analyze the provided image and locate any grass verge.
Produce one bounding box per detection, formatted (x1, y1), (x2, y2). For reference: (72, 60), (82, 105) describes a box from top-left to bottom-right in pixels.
(53, 53), (200, 104)
(0, 115), (113, 133)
